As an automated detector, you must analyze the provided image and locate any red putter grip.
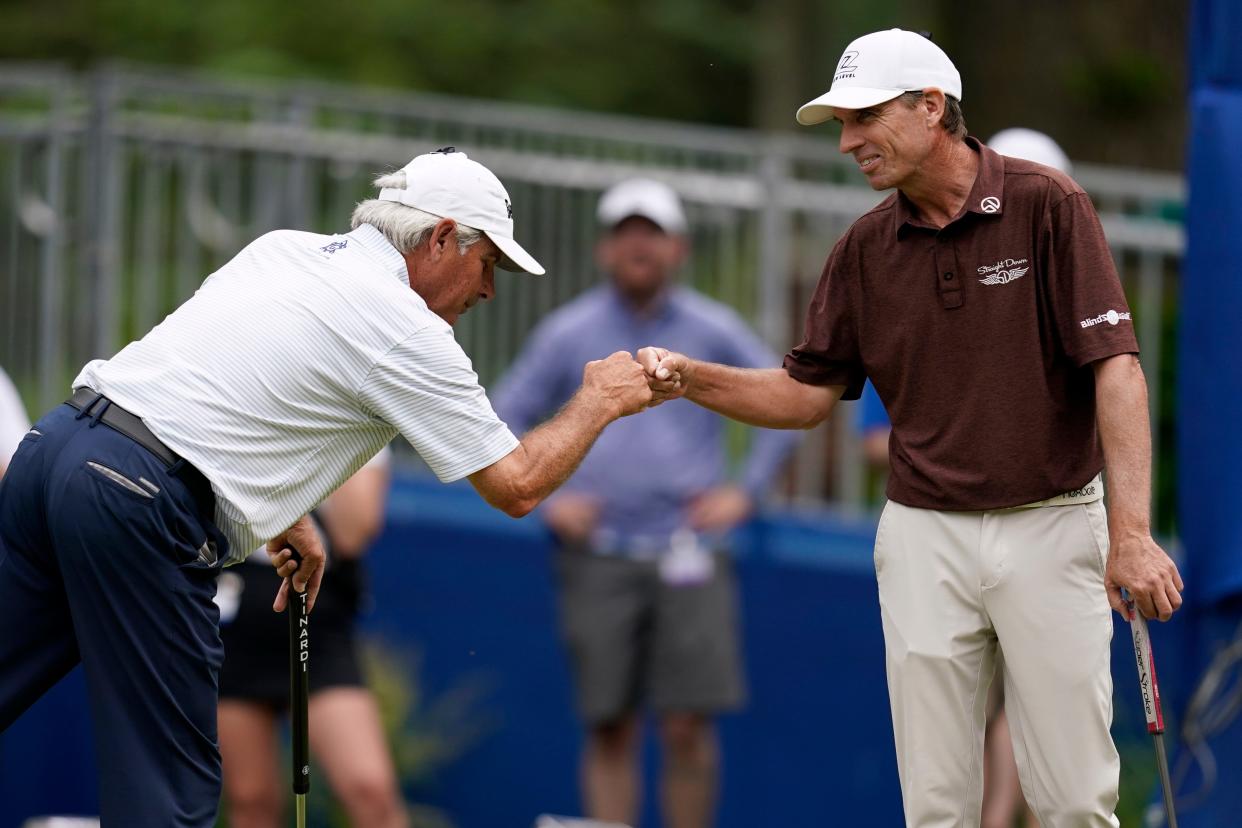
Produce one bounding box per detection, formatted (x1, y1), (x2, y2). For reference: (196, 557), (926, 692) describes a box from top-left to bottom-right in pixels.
(1128, 602), (1165, 734)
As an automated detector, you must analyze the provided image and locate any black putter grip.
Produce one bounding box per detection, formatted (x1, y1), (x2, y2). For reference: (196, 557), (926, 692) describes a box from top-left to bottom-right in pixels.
(287, 545), (311, 796)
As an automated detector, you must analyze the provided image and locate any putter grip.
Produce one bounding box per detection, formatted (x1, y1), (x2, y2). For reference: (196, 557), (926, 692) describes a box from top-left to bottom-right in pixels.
(1128, 604), (1165, 734)
(287, 545), (311, 795)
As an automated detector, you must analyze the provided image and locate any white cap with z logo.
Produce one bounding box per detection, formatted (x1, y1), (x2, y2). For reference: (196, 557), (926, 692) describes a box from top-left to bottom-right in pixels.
(378, 148), (545, 275)
(796, 29), (962, 126)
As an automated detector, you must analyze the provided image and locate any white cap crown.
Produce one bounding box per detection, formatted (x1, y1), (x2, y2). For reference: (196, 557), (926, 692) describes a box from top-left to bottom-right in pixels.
(596, 178), (688, 234)
(378, 148), (544, 275)
(987, 128), (1072, 175)
(796, 29), (962, 126)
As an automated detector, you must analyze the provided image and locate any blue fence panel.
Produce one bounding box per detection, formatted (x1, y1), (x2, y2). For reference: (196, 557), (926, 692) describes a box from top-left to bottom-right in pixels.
(0, 473), (1165, 827)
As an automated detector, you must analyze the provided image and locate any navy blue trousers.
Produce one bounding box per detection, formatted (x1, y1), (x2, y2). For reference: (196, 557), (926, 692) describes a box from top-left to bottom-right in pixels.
(0, 401), (229, 826)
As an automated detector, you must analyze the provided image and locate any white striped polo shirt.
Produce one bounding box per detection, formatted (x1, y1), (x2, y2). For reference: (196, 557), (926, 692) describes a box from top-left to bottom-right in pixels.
(74, 223), (519, 563)
(0, 366), (31, 469)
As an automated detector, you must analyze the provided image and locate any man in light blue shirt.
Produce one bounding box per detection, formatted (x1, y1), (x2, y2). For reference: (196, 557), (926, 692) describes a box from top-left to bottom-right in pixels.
(493, 179), (796, 828)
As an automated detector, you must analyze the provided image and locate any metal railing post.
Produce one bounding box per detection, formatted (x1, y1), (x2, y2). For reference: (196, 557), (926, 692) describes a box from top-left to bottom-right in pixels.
(36, 83), (67, 411)
(87, 68), (124, 363)
(756, 138), (792, 352)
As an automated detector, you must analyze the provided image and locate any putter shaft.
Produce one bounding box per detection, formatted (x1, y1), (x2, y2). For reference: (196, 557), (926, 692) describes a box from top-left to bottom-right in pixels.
(288, 546), (311, 828)
(1153, 733), (1177, 828)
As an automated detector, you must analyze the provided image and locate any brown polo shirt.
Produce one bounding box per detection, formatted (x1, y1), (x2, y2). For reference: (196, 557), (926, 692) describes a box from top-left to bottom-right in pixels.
(784, 136), (1138, 511)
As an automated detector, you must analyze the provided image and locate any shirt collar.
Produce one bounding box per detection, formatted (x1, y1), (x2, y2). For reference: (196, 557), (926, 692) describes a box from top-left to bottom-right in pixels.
(347, 223), (409, 286)
(893, 135), (1006, 238)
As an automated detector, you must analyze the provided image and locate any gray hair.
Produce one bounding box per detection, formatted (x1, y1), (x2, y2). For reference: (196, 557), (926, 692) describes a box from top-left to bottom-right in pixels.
(899, 91), (967, 140)
(350, 170), (485, 254)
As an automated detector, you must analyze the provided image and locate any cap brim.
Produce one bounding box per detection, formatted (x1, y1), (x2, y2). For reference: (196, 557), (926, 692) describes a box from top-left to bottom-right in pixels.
(795, 87), (904, 125)
(487, 231), (545, 276)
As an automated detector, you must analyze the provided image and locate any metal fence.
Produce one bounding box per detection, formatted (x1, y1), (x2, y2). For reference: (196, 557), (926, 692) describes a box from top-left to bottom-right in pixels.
(0, 63), (1186, 520)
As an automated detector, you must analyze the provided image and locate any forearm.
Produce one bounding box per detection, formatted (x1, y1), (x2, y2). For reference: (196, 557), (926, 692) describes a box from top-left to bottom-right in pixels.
(683, 361), (840, 429)
(473, 389), (617, 517)
(1095, 354), (1152, 534)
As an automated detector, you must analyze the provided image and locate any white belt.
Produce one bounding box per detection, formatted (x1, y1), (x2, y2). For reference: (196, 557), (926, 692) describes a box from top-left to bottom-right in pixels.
(1011, 473), (1104, 509)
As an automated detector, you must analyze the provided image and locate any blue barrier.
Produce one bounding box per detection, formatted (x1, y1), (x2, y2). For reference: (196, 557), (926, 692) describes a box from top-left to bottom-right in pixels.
(0, 474), (1164, 827)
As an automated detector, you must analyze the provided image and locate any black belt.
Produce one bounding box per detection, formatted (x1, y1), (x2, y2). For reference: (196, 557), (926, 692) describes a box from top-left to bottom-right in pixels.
(67, 388), (179, 468)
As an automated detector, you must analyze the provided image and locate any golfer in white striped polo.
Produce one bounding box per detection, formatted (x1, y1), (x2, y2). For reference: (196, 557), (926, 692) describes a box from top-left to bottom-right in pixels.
(0, 148), (665, 827)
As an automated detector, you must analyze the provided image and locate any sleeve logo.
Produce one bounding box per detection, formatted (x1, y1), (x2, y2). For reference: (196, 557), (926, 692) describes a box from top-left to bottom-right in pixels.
(1080, 309), (1132, 328)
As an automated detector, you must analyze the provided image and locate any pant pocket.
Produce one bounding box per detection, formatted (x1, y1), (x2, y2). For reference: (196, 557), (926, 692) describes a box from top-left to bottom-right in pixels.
(873, 500), (896, 578)
(85, 459), (158, 501)
(1080, 501), (1110, 579)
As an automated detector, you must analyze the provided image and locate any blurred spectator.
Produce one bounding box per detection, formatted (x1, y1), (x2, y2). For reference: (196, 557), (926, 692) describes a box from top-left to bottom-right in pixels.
(493, 179), (796, 828)
(987, 128), (1072, 175)
(856, 128), (1071, 828)
(215, 448), (406, 828)
(857, 380), (891, 469)
(0, 366), (30, 478)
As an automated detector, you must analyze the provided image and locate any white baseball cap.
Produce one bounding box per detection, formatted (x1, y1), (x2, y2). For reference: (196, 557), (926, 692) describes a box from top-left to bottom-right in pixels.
(796, 29), (962, 126)
(987, 128), (1072, 174)
(596, 178), (688, 235)
(378, 148), (545, 275)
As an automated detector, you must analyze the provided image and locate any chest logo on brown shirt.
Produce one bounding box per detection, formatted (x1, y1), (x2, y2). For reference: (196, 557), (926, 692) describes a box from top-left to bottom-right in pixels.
(977, 257), (1030, 286)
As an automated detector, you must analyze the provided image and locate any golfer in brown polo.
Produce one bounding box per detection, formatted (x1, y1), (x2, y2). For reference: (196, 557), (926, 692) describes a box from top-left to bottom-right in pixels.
(638, 28), (1183, 828)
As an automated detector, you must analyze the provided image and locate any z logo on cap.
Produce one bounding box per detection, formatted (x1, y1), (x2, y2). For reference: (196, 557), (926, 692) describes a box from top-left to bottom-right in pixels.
(505, 198), (513, 219)
(835, 51), (860, 81)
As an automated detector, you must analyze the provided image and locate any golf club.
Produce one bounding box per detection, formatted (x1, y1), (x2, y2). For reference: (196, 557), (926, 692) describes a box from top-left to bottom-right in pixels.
(1126, 590), (1178, 828)
(287, 546), (310, 828)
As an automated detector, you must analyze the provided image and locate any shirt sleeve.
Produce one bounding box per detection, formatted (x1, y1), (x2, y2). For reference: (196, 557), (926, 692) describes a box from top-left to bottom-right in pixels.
(0, 368), (31, 468)
(782, 236), (867, 399)
(490, 317), (578, 435)
(1044, 192), (1140, 366)
(358, 327), (519, 483)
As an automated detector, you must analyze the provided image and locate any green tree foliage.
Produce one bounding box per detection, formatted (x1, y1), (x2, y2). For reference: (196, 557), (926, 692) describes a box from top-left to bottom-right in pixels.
(0, 0), (1185, 166)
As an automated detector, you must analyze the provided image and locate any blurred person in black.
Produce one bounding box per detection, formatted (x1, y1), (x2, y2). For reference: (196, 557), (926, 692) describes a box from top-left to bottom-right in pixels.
(216, 449), (407, 828)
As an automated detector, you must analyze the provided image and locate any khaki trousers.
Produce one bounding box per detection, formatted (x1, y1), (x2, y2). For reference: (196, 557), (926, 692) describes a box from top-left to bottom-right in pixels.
(875, 498), (1120, 828)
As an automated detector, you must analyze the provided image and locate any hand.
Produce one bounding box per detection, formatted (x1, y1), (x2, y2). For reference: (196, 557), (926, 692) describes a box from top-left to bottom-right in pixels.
(582, 351), (652, 418)
(268, 514), (327, 613)
(542, 492), (601, 544)
(686, 484), (753, 533)
(636, 346), (690, 407)
(1104, 530), (1183, 621)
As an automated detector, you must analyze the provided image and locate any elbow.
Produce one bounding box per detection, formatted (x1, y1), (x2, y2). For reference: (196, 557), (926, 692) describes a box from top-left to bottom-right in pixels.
(783, 379), (837, 430)
(494, 478), (541, 518)
(500, 496), (538, 519)
(791, 404), (833, 430)
(474, 450), (544, 518)
(794, 410), (830, 430)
